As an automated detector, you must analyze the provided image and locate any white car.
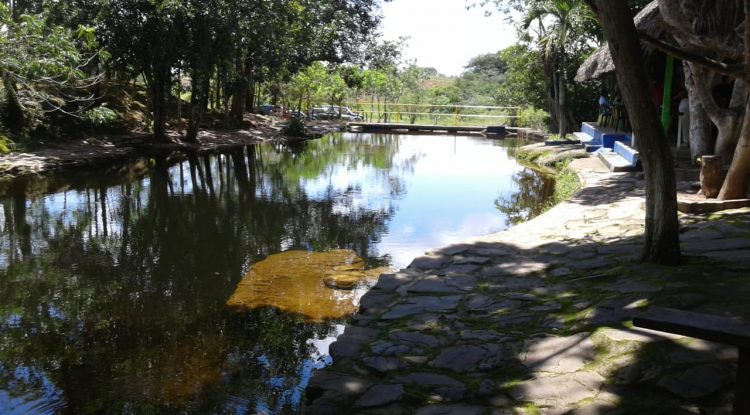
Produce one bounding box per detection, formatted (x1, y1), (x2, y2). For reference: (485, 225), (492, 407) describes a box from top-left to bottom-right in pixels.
(319, 105), (363, 121)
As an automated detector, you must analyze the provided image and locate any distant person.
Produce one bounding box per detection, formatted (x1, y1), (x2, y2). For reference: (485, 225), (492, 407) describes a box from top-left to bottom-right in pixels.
(598, 93), (610, 109)
(598, 90), (611, 125)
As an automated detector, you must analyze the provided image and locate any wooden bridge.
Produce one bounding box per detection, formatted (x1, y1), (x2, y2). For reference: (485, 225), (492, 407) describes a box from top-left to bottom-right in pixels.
(347, 122), (515, 136)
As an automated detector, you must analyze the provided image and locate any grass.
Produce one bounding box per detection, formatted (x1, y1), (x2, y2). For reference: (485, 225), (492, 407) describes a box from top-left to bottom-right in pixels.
(546, 133), (577, 142)
(551, 159), (581, 205)
(514, 147), (551, 164)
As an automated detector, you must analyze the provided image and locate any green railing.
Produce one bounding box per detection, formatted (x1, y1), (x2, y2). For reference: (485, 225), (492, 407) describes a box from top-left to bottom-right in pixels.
(343, 103), (521, 127)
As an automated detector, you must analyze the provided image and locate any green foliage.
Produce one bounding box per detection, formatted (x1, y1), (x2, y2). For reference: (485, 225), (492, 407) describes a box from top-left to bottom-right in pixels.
(546, 133), (576, 141)
(552, 160), (581, 204)
(0, 3), (108, 134)
(495, 45), (546, 108)
(518, 107), (550, 131)
(85, 105), (119, 126)
(0, 134), (14, 154)
(283, 116), (307, 138)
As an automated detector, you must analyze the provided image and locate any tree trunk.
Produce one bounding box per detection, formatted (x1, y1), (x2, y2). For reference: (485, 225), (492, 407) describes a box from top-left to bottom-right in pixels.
(591, 0), (681, 264)
(683, 63), (714, 162)
(548, 70), (561, 133)
(558, 56), (567, 135)
(690, 65), (746, 163)
(714, 80), (747, 162)
(700, 155), (723, 198)
(147, 73), (170, 141)
(230, 77), (248, 126)
(2, 73), (25, 131)
(186, 68), (210, 142)
(186, 25), (212, 143)
(718, 95), (750, 199)
(717, 0), (750, 199)
(247, 78), (256, 111)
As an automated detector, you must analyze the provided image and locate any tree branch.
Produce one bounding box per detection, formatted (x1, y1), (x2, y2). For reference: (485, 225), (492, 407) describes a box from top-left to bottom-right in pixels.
(689, 64), (733, 122)
(639, 33), (747, 82)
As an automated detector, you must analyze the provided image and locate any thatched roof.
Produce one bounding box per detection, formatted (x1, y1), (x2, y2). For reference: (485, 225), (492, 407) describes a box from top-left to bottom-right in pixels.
(575, 1), (669, 82)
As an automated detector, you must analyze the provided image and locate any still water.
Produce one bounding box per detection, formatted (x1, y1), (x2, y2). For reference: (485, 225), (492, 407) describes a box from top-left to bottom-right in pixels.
(0, 133), (553, 414)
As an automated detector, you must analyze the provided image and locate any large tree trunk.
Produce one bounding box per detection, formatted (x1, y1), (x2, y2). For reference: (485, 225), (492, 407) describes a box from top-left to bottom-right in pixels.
(2, 73), (25, 131)
(591, 0), (681, 264)
(146, 70), (170, 141)
(185, 19), (213, 143)
(718, 98), (750, 199)
(683, 63), (714, 162)
(713, 80), (746, 162)
(718, 0), (750, 200)
(230, 77), (247, 126)
(683, 57), (746, 166)
(186, 67), (210, 142)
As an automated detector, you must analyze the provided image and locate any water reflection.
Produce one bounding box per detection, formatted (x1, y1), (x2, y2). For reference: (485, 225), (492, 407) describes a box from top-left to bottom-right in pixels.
(0, 133), (552, 413)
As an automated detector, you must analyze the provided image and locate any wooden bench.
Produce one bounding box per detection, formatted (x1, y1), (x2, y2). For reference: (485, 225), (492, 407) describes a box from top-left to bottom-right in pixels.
(633, 307), (750, 415)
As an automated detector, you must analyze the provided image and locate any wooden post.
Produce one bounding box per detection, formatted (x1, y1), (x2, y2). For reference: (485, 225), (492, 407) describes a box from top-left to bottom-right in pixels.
(700, 155), (723, 198)
(661, 55), (675, 134)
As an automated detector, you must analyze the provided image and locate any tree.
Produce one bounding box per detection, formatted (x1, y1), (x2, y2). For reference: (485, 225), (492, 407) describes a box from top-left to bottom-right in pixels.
(0, 4), (107, 132)
(182, 0), (226, 142)
(399, 65), (431, 123)
(495, 45), (546, 109)
(650, 0), (750, 199)
(586, 0), (680, 263)
(521, 0), (595, 134)
(99, 0), (185, 141)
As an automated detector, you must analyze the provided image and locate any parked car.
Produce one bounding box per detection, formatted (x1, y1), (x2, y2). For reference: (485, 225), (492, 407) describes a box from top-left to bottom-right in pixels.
(290, 110), (306, 120)
(310, 105), (363, 121)
(318, 105), (363, 121)
(257, 104), (273, 115)
(309, 107), (336, 120)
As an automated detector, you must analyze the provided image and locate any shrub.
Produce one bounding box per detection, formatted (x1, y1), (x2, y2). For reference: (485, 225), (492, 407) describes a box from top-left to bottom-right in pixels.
(0, 134), (15, 154)
(518, 107), (549, 132)
(551, 159), (581, 205)
(283, 116), (306, 137)
(85, 105), (119, 126)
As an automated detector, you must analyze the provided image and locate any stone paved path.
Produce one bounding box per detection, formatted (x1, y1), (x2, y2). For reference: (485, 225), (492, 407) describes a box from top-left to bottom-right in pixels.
(304, 158), (750, 414)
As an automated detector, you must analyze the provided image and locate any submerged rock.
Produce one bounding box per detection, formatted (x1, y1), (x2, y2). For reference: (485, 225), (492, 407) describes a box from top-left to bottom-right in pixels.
(226, 250), (387, 321)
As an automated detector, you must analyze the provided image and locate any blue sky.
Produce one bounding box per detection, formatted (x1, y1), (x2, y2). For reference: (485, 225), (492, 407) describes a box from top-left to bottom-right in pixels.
(380, 0), (518, 76)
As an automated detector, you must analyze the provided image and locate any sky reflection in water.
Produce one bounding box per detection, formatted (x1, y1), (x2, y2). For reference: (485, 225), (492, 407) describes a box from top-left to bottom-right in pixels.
(0, 133), (553, 414)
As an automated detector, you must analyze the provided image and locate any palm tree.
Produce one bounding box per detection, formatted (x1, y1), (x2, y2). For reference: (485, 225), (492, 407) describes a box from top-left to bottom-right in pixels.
(522, 0), (594, 134)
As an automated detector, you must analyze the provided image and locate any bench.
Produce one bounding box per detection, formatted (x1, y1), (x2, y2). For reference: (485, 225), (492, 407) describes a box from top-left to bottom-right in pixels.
(633, 307), (750, 415)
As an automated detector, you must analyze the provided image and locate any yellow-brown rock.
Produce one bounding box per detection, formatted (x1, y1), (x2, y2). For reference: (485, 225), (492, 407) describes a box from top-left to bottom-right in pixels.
(227, 250), (382, 321)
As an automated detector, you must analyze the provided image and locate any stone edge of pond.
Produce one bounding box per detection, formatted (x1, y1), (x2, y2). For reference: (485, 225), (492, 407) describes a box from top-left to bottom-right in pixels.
(0, 121), (345, 181)
(303, 156), (747, 414)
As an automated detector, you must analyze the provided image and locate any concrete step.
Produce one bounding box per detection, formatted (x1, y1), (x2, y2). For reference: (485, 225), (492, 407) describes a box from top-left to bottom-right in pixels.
(573, 131), (594, 143)
(597, 149), (639, 172)
(613, 141), (639, 165)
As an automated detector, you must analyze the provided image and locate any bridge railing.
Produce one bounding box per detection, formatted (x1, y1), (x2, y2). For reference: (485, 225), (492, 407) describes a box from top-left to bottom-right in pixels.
(342, 103), (521, 127)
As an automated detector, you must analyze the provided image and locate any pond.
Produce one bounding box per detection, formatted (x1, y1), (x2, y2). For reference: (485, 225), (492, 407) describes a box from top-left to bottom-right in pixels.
(0, 133), (553, 414)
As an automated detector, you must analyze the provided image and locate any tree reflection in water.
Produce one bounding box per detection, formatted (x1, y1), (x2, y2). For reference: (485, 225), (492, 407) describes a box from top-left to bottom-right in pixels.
(0, 133), (553, 414)
(495, 168), (556, 226)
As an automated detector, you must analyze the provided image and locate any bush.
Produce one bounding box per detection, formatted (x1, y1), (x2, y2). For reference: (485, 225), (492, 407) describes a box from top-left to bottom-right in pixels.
(0, 134), (15, 154)
(551, 160), (581, 205)
(85, 105), (119, 126)
(283, 116), (306, 137)
(518, 107), (549, 132)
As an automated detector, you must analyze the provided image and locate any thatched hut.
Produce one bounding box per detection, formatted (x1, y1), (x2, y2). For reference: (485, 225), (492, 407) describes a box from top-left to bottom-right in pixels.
(575, 1), (670, 83)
